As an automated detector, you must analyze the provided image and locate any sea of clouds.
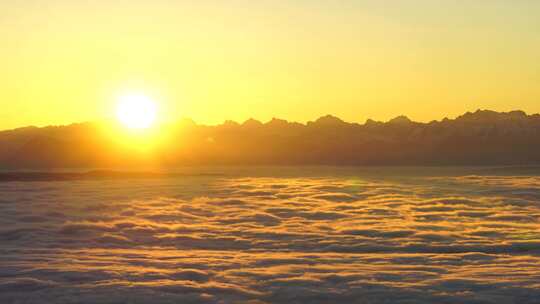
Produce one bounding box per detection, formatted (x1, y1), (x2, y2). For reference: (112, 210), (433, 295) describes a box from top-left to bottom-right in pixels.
(1, 168), (540, 303)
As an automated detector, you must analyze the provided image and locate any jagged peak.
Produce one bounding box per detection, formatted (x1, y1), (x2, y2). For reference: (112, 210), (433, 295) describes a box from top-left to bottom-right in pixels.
(388, 115), (412, 124)
(457, 109), (529, 122)
(242, 118), (263, 127)
(265, 118), (289, 127)
(306, 115), (347, 127)
(508, 110), (527, 118)
(222, 120), (240, 127)
(364, 119), (382, 127)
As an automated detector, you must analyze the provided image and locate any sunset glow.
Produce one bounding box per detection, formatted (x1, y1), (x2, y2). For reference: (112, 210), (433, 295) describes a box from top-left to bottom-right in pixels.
(2, 1), (540, 129)
(2, 1), (540, 303)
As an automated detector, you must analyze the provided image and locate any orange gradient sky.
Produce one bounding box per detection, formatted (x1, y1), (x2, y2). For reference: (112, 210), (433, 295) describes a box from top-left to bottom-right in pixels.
(1, 0), (540, 130)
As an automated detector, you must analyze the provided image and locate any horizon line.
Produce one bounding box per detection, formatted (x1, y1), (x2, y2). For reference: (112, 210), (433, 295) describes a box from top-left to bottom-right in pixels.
(1, 108), (537, 132)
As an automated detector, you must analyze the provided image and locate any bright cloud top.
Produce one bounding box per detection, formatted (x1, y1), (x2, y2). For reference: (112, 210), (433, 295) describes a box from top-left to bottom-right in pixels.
(1, 172), (539, 303)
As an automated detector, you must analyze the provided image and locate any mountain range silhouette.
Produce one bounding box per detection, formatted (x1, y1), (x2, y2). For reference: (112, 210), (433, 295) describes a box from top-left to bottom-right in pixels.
(1, 109), (539, 168)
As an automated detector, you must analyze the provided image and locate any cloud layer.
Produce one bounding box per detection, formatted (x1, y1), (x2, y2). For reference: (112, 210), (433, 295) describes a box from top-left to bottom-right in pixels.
(1, 172), (540, 303)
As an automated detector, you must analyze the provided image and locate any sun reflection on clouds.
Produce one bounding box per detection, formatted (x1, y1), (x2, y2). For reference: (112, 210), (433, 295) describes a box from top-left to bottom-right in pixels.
(1, 173), (540, 303)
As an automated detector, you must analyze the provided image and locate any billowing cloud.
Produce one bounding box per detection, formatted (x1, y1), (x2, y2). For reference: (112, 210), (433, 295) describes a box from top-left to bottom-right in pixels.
(1, 174), (539, 303)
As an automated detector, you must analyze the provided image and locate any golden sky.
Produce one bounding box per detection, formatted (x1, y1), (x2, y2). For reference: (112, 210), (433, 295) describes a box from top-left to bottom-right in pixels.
(1, 0), (540, 130)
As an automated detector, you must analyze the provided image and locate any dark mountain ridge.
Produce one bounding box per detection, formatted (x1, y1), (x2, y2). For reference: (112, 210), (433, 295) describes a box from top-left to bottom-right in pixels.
(1, 109), (540, 168)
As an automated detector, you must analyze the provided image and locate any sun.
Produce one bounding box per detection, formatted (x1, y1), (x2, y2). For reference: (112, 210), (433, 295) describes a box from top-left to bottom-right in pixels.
(116, 94), (157, 129)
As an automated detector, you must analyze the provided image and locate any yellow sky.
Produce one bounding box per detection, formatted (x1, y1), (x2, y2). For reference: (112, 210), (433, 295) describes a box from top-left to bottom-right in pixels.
(1, 1), (540, 130)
